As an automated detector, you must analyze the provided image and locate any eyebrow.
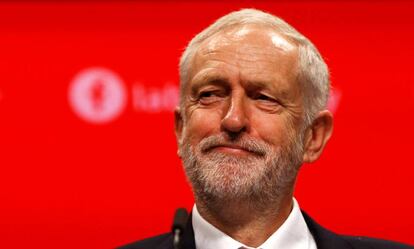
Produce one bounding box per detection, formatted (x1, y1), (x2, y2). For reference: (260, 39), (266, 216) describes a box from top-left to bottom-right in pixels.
(190, 73), (291, 99)
(190, 74), (230, 94)
(243, 79), (272, 90)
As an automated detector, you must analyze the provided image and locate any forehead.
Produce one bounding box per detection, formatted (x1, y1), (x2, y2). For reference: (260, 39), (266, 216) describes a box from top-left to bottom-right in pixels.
(200, 24), (296, 55)
(188, 24), (299, 89)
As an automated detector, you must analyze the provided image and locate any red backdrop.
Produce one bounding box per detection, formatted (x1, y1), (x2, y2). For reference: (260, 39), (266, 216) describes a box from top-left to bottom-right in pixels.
(0, 1), (413, 248)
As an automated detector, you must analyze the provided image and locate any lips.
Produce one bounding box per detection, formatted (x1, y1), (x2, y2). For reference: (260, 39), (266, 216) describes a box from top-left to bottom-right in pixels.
(205, 143), (264, 156)
(198, 135), (268, 157)
(213, 146), (252, 156)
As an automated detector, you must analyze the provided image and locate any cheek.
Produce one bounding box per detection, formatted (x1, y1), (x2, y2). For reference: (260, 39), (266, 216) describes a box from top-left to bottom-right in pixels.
(251, 113), (292, 146)
(184, 108), (223, 142)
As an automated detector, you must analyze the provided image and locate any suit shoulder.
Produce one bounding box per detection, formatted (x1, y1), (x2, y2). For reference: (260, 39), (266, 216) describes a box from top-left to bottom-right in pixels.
(342, 236), (414, 249)
(117, 233), (172, 249)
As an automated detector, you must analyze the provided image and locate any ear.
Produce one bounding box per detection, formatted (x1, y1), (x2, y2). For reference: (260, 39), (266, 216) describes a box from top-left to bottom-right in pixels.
(302, 110), (333, 163)
(174, 107), (184, 157)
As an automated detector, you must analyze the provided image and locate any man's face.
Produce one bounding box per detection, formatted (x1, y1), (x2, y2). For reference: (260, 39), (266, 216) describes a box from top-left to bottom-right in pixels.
(177, 25), (306, 205)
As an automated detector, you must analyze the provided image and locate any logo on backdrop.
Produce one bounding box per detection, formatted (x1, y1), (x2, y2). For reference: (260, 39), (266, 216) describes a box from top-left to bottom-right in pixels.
(68, 67), (340, 124)
(68, 67), (128, 124)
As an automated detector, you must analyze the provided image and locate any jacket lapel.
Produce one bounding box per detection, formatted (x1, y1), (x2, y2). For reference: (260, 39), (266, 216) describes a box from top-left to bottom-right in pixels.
(181, 213), (196, 249)
(302, 211), (352, 249)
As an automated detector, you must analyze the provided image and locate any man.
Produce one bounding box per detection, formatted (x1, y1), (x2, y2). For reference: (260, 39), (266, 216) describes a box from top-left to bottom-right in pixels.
(120, 9), (412, 249)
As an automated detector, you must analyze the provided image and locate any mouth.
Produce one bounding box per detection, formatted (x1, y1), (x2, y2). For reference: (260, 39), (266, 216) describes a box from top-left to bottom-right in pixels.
(205, 144), (264, 157)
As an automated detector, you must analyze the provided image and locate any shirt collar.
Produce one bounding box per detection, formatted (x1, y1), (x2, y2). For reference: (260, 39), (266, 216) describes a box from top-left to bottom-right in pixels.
(192, 198), (316, 249)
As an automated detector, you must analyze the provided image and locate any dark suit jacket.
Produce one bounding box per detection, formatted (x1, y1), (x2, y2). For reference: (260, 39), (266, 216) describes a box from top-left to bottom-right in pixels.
(118, 212), (413, 249)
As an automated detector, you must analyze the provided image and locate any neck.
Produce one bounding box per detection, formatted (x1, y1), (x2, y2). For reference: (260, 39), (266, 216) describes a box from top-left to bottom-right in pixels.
(195, 193), (294, 248)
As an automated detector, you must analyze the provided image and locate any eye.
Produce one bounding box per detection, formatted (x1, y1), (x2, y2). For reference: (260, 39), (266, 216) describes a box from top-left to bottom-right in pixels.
(198, 90), (223, 105)
(199, 91), (216, 99)
(257, 94), (272, 101)
(254, 93), (277, 103)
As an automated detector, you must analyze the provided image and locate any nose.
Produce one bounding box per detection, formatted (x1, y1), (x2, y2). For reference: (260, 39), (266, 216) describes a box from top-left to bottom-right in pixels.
(221, 92), (249, 135)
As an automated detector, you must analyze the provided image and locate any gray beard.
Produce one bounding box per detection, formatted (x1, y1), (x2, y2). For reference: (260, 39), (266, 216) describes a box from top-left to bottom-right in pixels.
(179, 130), (304, 212)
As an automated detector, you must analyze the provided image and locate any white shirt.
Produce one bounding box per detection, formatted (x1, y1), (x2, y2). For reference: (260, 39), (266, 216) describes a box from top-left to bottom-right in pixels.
(192, 198), (317, 249)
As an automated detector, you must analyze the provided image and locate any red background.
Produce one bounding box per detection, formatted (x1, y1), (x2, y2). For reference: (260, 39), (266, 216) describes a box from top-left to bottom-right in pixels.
(0, 1), (413, 248)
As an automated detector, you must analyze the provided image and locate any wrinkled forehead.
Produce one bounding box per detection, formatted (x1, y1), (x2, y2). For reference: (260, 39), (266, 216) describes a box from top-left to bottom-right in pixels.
(187, 24), (300, 88)
(199, 24), (297, 55)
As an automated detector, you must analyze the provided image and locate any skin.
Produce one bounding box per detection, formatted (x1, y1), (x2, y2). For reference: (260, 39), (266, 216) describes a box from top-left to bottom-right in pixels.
(175, 24), (333, 247)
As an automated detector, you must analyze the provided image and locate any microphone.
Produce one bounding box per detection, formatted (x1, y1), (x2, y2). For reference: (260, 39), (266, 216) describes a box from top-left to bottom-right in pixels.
(172, 208), (189, 249)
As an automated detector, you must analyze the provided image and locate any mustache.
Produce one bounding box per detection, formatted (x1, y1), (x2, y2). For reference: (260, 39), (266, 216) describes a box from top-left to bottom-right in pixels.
(198, 134), (270, 156)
